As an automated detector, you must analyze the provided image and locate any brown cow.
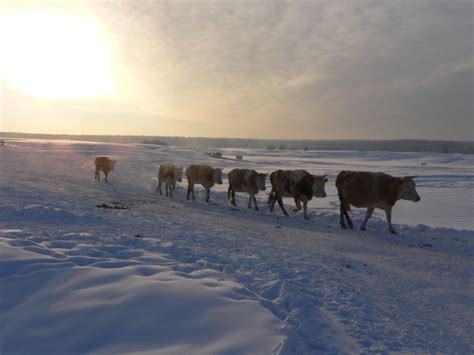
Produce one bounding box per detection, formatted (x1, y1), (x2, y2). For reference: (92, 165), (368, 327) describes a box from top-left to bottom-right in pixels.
(186, 164), (223, 202)
(227, 169), (267, 210)
(94, 157), (116, 183)
(336, 171), (420, 234)
(155, 164), (183, 197)
(268, 170), (328, 219)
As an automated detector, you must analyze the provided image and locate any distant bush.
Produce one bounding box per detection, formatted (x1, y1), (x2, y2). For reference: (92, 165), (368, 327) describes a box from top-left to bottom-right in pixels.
(142, 139), (167, 146)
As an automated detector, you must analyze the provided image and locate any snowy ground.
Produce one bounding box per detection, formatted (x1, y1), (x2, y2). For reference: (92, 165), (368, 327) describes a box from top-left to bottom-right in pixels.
(0, 139), (473, 353)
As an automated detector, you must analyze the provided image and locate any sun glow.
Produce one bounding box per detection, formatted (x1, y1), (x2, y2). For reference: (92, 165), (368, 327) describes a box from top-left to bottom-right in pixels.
(0, 10), (116, 99)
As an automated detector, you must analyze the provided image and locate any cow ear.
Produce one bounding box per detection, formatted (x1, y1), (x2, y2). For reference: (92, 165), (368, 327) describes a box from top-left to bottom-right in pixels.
(323, 178), (328, 183)
(405, 175), (417, 180)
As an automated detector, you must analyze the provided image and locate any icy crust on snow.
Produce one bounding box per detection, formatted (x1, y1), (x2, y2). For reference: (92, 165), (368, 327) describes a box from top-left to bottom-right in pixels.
(0, 230), (284, 354)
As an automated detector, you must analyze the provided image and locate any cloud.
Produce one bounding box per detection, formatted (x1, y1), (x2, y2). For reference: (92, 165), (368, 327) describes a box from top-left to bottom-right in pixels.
(3, 0), (473, 139)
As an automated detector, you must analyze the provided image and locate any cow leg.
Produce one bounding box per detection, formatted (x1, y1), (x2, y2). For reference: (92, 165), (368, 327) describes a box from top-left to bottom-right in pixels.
(230, 188), (237, 206)
(155, 179), (162, 194)
(269, 195), (276, 212)
(268, 188), (275, 206)
(170, 183), (174, 198)
(303, 199), (309, 220)
(253, 195), (259, 211)
(205, 188), (210, 203)
(360, 208), (374, 231)
(344, 209), (353, 229)
(248, 195), (252, 209)
(187, 183), (194, 201)
(95, 169), (100, 182)
(277, 196), (289, 217)
(339, 204), (347, 228)
(385, 207), (397, 234)
(104, 172), (108, 183)
(340, 204), (353, 229)
(293, 198), (302, 212)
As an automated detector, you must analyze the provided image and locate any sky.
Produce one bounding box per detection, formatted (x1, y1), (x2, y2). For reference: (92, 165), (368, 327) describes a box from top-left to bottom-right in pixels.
(0, 0), (473, 140)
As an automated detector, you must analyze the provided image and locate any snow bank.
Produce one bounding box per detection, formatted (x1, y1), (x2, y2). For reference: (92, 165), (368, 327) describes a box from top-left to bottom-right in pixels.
(0, 231), (284, 354)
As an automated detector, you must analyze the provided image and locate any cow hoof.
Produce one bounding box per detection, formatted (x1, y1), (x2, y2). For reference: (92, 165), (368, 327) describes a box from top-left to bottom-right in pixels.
(389, 229), (397, 234)
(360, 227), (366, 231)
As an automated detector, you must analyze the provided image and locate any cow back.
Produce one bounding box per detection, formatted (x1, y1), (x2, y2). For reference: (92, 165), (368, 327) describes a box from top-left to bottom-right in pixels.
(159, 164), (176, 180)
(337, 171), (400, 207)
(229, 169), (258, 193)
(94, 157), (111, 172)
(270, 170), (312, 198)
(187, 164), (217, 186)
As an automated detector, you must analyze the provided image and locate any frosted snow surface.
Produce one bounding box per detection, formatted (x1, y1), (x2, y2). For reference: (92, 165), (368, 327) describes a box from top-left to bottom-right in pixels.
(0, 139), (473, 353)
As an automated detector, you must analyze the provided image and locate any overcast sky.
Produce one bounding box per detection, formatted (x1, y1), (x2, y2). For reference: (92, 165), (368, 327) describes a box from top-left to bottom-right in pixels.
(1, 0), (473, 139)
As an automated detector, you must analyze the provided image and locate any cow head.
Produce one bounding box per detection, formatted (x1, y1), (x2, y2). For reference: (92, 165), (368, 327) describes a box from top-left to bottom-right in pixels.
(110, 160), (117, 171)
(213, 168), (223, 184)
(176, 166), (183, 182)
(398, 176), (420, 202)
(312, 175), (328, 198)
(257, 173), (267, 191)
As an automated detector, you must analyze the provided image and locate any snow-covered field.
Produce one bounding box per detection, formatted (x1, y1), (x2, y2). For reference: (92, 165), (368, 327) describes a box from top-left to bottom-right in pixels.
(0, 139), (473, 353)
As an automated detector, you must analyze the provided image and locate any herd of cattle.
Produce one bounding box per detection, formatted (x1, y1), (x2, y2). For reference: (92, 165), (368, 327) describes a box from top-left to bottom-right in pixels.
(94, 156), (421, 234)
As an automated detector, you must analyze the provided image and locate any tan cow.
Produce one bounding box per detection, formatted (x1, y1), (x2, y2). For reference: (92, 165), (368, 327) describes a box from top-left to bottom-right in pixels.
(94, 157), (116, 183)
(227, 169), (267, 210)
(186, 164), (223, 202)
(336, 171), (420, 233)
(155, 164), (183, 197)
(268, 170), (328, 219)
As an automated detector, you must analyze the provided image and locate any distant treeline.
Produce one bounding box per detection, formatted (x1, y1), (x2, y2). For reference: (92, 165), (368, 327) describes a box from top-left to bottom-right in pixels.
(1, 132), (473, 154)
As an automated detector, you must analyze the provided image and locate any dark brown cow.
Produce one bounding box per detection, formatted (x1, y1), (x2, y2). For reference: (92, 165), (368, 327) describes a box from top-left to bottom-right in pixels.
(227, 169), (267, 210)
(268, 170), (328, 219)
(336, 171), (420, 234)
(155, 164), (183, 198)
(94, 157), (116, 183)
(186, 164), (223, 202)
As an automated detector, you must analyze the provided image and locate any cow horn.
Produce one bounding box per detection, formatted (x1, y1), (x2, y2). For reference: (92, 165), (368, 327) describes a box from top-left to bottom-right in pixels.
(406, 175), (418, 179)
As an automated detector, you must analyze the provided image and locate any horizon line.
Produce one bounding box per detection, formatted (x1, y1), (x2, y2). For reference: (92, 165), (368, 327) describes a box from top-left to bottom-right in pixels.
(1, 131), (472, 144)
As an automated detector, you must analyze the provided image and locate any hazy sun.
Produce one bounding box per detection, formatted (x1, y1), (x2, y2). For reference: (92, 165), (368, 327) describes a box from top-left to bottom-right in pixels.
(0, 10), (116, 99)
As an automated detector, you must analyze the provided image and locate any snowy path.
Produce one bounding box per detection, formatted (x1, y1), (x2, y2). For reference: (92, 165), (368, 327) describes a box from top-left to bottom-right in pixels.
(0, 139), (473, 353)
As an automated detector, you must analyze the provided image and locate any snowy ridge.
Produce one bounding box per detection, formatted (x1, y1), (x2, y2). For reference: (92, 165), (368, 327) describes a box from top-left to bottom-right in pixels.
(0, 139), (473, 353)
